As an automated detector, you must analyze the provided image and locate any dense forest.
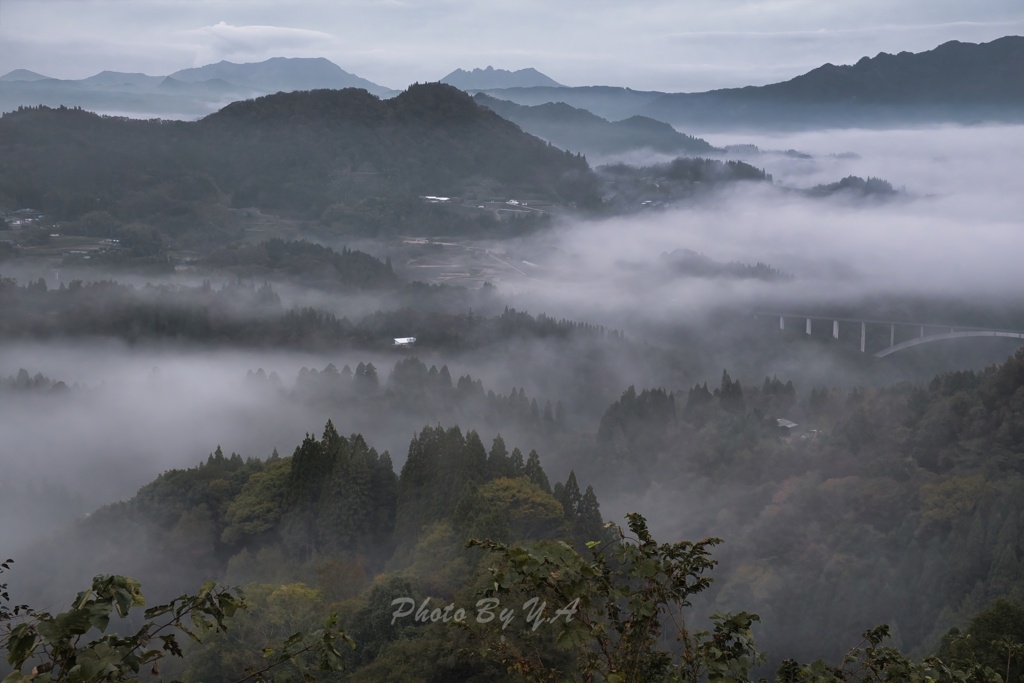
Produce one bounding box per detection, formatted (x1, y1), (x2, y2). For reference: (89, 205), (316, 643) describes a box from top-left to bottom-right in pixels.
(7, 346), (1024, 680)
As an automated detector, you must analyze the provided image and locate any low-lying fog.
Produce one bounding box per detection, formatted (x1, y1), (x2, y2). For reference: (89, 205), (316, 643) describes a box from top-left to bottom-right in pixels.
(3, 124), (1023, 558)
(0, 342), (554, 506)
(502, 125), (1024, 325)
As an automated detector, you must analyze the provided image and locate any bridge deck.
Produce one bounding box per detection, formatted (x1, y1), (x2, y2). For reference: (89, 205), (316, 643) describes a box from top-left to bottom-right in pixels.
(756, 312), (1024, 357)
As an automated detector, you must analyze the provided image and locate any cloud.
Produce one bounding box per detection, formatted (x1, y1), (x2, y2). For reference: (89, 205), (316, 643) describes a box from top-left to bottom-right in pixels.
(181, 21), (341, 66)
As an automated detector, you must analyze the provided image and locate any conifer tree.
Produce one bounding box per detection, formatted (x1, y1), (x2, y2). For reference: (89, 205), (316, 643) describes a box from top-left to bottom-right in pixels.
(559, 470), (582, 518)
(487, 435), (513, 479)
(574, 484), (605, 545)
(524, 449), (551, 493)
(509, 447), (526, 477)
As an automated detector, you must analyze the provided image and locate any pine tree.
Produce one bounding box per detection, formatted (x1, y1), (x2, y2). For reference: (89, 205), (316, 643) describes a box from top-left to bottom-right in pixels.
(559, 471), (582, 518)
(524, 449), (551, 493)
(370, 451), (398, 543)
(719, 370), (746, 413)
(574, 485), (605, 545)
(487, 435), (513, 479)
(321, 419), (344, 455)
(462, 430), (489, 486)
(509, 447), (525, 477)
(543, 400), (555, 425)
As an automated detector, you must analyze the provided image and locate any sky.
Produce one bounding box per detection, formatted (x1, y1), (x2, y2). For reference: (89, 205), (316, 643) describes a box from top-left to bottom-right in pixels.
(1, 0), (1023, 92)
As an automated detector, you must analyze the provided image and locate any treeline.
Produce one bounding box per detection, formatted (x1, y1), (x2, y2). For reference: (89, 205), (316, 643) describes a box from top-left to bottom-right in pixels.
(0, 368), (67, 393)
(660, 248), (794, 281)
(596, 156), (772, 210)
(19, 419), (594, 586)
(0, 274), (622, 352)
(248, 356), (570, 441)
(201, 238), (398, 290)
(806, 174), (898, 198)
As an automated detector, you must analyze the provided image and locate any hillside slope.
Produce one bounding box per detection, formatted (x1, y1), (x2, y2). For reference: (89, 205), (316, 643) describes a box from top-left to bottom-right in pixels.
(0, 84), (598, 243)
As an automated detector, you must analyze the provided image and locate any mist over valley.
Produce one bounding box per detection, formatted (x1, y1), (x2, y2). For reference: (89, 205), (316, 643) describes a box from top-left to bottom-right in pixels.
(2, 25), (1024, 683)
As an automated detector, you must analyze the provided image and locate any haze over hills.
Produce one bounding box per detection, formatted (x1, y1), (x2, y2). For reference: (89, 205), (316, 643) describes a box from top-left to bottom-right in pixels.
(0, 57), (397, 119)
(441, 66), (563, 90)
(80, 71), (165, 88)
(473, 92), (717, 159)
(169, 57), (392, 96)
(474, 85), (666, 124)
(2, 36), (1020, 128)
(0, 69), (52, 82)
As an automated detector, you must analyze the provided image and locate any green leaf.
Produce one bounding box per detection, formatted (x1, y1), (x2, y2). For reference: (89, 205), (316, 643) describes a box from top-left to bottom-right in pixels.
(5, 624), (37, 667)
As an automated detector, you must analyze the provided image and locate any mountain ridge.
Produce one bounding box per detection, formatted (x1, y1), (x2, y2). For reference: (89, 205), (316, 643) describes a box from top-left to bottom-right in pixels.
(169, 56), (393, 97)
(0, 57), (397, 118)
(2, 35), (1021, 127)
(473, 92), (716, 158)
(0, 68), (52, 82)
(477, 36), (1024, 129)
(442, 65), (563, 90)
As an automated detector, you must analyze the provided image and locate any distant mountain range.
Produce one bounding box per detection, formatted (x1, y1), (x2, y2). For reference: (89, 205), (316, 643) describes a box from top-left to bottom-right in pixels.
(1, 36), (1022, 128)
(480, 36), (1024, 129)
(169, 57), (388, 94)
(442, 66), (562, 90)
(0, 57), (398, 119)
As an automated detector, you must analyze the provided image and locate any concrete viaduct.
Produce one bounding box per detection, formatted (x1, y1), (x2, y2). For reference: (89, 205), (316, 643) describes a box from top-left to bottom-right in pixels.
(755, 312), (1024, 358)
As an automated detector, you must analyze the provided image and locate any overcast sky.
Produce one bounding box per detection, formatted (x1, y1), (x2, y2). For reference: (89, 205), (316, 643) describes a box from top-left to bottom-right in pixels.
(2, 0), (1023, 92)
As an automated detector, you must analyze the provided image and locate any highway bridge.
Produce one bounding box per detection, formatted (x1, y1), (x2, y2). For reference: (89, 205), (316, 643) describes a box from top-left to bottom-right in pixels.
(755, 312), (1024, 358)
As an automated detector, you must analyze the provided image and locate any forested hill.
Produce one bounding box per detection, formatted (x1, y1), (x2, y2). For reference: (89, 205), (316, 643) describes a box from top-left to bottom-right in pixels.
(10, 422), (608, 681)
(0, 84), (599, 244)
(198, 84), (596, 207)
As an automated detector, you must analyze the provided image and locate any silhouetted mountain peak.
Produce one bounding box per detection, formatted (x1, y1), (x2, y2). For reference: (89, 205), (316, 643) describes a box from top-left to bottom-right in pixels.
(81, 71), (163, 87)
(169, 57), (392, 97)
(393, 82), (493, 122)
(442, 66), (563, 90)
(204, 87), (389, 126)
(0, 69), (52, 82)
(203, 83), (502, 132)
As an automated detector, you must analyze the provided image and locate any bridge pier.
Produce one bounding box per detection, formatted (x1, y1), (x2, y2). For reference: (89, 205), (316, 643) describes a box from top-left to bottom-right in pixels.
(756, 311), (1024, 359)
